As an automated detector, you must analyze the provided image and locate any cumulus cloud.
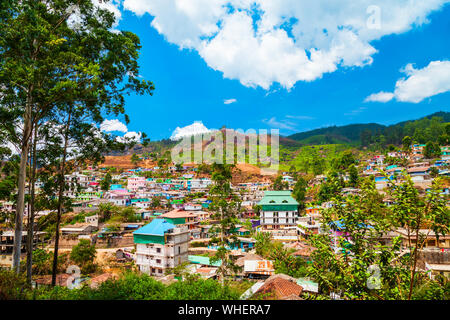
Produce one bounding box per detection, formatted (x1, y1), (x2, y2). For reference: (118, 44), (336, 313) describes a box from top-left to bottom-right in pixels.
(364, 92), (395, 103)
(224, 98), (237, 104)
(100, 118), (144, 143)
(116, 131), (142, 143)
(100, 119), (128, 133)
(122, 0), (449, 90)
(170, 121), (212, 141)
(365, 60), (450, 103)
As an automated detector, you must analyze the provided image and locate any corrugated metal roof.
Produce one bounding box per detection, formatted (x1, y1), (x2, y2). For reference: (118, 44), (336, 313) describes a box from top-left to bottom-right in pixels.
(133, 219), (175, 236)
(258, 191), (299, 205)
(188, 255), (222, 266)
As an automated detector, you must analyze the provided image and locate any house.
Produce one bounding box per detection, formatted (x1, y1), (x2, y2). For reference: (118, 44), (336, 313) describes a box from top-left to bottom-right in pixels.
(160, 209), (199, 233)
(34, 274), (72, 288)
(0, 231), (46, 269)
(60, 223), (97, 236)
(186, 178), (212, 191)
(441, 146), (450, 156)
(305, 207), (320, 216)
(133, 219), (189, 276)
(258, 191), (299, 231)
(127, 176), (147, 191)
(395, 228), (450, 249)
(251, 274), (303, 300)
(243, 259), (275, 279)
(183, 203), (202, 211)
(89, 273), (117, 289)
(188, 255), (222, 267)
(105, 189), (132, 206)
(282, 175), (294, 183)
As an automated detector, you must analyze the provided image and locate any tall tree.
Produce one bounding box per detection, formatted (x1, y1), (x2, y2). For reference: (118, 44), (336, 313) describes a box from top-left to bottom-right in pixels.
(292, 177), (307, 212)
(0, 0), (154, 274)
(209, 164), (242, 284)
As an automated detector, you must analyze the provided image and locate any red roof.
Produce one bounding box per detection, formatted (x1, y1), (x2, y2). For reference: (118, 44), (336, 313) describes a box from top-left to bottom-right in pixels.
(254, 275), (303, 300)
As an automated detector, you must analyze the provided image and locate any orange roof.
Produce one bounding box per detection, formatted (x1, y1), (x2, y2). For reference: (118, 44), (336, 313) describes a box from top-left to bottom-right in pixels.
(89, 273), (117, 288)
(161, 209), (195, 218)
(407, 167), (430, 173)
(254, 275), (303, 300)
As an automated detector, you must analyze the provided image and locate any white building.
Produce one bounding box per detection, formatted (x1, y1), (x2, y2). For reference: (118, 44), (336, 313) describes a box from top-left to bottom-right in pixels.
(133, 219), (189, 276)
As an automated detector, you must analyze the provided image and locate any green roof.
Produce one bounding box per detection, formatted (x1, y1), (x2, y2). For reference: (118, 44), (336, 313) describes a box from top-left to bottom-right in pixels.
(188, 255), (222, 266)
(258, 191), (299, 206)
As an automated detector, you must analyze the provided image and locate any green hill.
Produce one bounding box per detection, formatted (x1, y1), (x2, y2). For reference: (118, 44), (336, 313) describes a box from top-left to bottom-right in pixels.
(287, 111), (449, 146)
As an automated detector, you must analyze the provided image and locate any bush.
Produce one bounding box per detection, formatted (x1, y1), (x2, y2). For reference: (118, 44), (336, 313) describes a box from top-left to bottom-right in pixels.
(0, 270), (28, 300)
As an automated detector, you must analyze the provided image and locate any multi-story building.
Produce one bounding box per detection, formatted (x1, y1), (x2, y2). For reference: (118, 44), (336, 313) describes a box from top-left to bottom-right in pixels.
(0, 231), (46, 269)
(185, 178), (213, 191)
(127, 176), (147, 191)
(258, 191), (299, 231)
(133, 218), (189, 276)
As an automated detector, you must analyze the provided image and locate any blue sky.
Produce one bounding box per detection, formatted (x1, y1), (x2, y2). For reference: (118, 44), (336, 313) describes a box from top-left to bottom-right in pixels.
(100, 1), (450, 141)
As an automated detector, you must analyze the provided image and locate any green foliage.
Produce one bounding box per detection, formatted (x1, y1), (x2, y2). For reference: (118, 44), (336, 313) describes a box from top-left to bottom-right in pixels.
(31, 248), (53, 275)
(255, 232), (308, 278)
(348, 164), (359, 187)
(317, 171), (345, 203)
(307, 174), (449, 300)
(0, 270), (29, 299)
(423, 141), (442, 159)
(11, 271), (240, 300)
(272, 175), (289, 191)
(208, 163), (242, 281)
(70, 240), (97, 274)
(100, 173), (112, 191)
(292, 177), (308, 211)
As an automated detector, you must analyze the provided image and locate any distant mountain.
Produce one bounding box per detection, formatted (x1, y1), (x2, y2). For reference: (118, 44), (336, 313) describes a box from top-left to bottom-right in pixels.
(288, 123), (385, 144)
(287, 111), (450, 145)
(110, 111), (449, 156)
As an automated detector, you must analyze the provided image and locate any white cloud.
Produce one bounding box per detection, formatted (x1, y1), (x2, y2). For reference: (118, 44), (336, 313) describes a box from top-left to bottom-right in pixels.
(116, 131), (142, 143)
(394, 61), (450, 103)
(68, 0), (123, 31)
(364, 91), (395, 103)
(365, 60), (450, 103)
(100, 118), (145, 143)
(100, 119), (128, 133)
(170, 121), (212, 140)
(344, 106), (367, 116)
(224, 98), (237, 104)
(262, 117), (297, 131)
(122, 0), (449, 90)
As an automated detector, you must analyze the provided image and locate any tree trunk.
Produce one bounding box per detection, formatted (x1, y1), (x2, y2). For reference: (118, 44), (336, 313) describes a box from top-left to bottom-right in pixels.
(26, 126), (38, 285)
(11, 90), (33, 273)
(51, 110), (72, 286)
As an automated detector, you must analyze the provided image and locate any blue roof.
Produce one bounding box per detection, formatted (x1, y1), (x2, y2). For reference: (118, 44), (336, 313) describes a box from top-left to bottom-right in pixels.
(133, 219), (176, 236)
(329, 219), (373, 231)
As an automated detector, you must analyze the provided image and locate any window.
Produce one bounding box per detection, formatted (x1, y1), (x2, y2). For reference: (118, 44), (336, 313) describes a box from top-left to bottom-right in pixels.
(156, 259), (161, 264)
(282, 200), (288, 203)
(156, 248), (161, 253)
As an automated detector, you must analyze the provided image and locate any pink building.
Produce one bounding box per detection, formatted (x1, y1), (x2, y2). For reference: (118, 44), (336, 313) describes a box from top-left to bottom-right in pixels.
(127, 176), (147, 191)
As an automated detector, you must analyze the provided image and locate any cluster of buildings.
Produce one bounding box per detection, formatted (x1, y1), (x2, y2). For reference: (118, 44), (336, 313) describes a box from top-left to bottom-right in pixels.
(1, 143), (449, 292)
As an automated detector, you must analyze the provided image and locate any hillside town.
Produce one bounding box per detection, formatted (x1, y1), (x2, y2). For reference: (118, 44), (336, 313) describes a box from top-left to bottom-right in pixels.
(1, 141), (449, 300)
(1, 1), (449, 304)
